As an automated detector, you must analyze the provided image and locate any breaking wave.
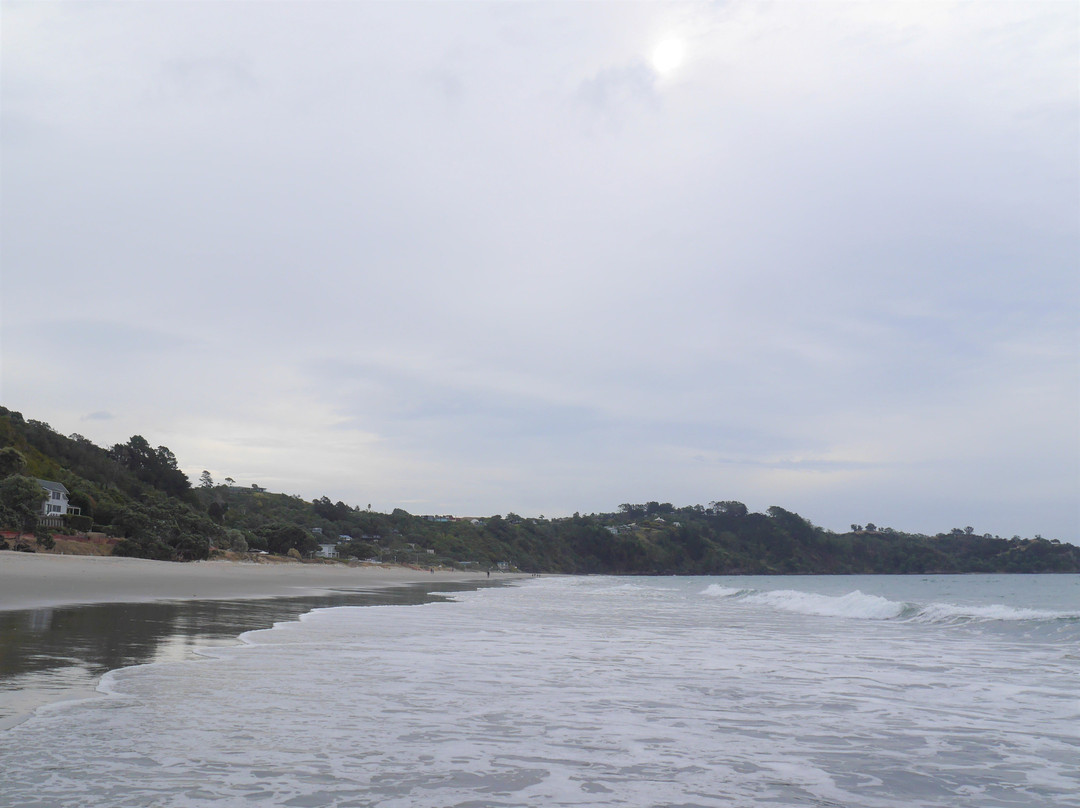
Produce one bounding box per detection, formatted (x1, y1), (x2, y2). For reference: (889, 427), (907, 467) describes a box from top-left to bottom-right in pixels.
(700, 586), (1080, 624)
(748, 589), (906, 620)
(700, 584), (746, 598)
(911, 602), (1080, 624)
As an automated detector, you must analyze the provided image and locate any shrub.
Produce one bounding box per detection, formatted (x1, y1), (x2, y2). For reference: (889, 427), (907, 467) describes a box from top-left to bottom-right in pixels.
(225, 529), (249, 553)
(64, 513), (93, 533)
(35, 527), (55, 550)
(339, 540), (377, 559)
(113, 537), (173, 561)
(171, 534), (210, 561)
(112, 538), (142, 557)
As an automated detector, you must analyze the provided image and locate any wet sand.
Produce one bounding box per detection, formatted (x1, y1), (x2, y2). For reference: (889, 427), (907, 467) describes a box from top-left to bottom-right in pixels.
(0, 553), (523, 730)
(0, 551), (507, 611)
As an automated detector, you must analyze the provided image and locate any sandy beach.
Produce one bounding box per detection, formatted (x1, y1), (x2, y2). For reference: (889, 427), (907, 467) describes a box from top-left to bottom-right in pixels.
(0, 553), (523, 731)
(0, 551), (511, 611)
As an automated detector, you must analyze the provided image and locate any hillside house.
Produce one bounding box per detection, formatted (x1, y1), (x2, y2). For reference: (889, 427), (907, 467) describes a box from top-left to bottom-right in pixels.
(226, 484), (267, 493)
(37, 480), (80, 528)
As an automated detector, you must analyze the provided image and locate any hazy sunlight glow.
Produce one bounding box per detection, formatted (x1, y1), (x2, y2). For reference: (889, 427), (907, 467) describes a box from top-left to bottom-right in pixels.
(651, 37), (685, 75)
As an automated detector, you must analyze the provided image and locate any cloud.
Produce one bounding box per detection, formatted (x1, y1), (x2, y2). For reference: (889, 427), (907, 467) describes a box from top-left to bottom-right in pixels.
(81, 411), (115, 422)
(576, 62), (657, 112)
(149, 56), (259, 104)
(1, 1), (1076, 540)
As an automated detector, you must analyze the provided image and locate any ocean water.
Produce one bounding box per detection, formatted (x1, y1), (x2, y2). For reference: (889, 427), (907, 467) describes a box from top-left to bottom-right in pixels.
(2, 574), (1078, 808)
(0, 583), (490, 732)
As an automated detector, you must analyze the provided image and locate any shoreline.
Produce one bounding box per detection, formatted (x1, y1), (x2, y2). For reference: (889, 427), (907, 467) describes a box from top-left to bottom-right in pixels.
(0, 551), (522, 612)
(0, 555), (528, 731)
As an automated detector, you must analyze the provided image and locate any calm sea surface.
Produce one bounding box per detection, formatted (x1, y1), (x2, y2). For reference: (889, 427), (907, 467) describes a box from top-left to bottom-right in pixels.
(1, 574), (1078, 807)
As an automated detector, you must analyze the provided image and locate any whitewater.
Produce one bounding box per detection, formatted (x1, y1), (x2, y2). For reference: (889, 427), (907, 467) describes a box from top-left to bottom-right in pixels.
(2, 574), (1077, 807)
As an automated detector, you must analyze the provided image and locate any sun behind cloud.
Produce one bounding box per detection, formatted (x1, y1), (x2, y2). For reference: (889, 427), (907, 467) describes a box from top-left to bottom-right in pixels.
(650, 37), (685, 75)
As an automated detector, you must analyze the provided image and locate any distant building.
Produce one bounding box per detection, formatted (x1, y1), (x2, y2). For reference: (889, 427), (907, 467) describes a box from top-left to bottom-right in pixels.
(36, 480), (80, 528)
(39, 480), (69, 517)
(317, 543), (339, 559)
(226, 483), (267, 493)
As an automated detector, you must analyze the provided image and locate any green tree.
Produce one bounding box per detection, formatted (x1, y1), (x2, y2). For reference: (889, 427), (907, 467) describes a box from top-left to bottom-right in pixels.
(710, 501), (748, 517)
(0, 475), (47, 536)
(171, 534), (210, 561)
(199, 470), (214, 489)
(67, 489), (95, 519)
(110, 436), (191, 498)
(0, 447), (28, 477)
(339, 539), (377, 559)
(208, 501), (227, 523)
(313, 496), (350, 522)
(224, 529), (249, 552)
(266, 524), (318, 556)
(35, 526), (55, 550)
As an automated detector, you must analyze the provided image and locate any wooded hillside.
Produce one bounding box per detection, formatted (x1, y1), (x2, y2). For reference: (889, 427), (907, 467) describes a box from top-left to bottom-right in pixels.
(2, 408), (1077, 573)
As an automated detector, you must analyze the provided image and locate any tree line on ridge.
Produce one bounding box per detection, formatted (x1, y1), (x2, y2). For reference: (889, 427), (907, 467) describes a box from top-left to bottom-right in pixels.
(1, 407), (1077, 574)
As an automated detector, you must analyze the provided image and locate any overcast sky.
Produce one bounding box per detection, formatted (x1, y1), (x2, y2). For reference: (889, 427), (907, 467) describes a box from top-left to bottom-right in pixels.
(3, 2), (1077, 539)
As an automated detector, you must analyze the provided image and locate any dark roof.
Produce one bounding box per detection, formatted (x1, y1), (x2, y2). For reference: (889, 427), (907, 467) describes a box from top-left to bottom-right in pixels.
(37, 479), (69, 495)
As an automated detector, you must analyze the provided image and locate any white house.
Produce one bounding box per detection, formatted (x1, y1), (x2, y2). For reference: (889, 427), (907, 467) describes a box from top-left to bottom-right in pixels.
(317, 543), (339, 559)
(37, 480), (80, 528)
(40, 480), (68, 517)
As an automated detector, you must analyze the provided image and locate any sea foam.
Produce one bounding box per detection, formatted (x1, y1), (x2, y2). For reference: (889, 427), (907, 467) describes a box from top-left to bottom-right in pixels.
(700, 584), (1080, 625)
(911, 602), (1080, 624)
(700, 583), (744, 598)
(746, 589), (906, 620)
(4, 575), (1077, 808)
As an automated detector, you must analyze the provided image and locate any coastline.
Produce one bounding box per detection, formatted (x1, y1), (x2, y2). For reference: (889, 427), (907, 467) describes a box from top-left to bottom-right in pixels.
(0, 551), (518, 612)
(0, 553), (527, 731)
